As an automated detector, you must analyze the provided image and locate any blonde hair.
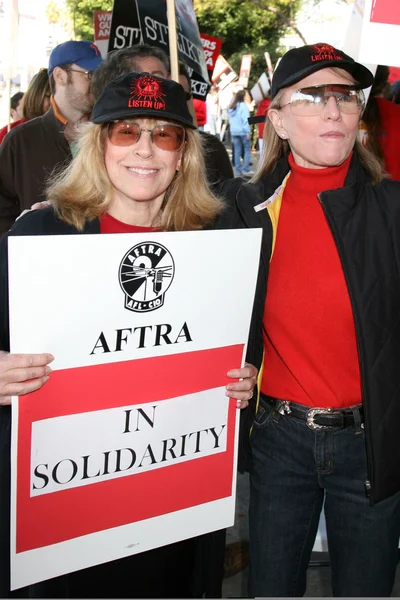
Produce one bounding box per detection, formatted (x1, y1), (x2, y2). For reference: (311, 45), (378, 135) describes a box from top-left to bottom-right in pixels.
(252, 68), (385, 185)
(47, 121), (223, 231)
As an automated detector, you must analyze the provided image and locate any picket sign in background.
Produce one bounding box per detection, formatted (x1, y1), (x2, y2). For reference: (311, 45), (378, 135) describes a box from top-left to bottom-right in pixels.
(9, 229), (261, 589)
(358, 0), (400, 67)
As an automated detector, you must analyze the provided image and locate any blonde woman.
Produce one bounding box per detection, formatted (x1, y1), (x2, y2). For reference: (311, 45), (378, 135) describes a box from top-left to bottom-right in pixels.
(0, 73), (257, 599)
(218, 44), (400, 597)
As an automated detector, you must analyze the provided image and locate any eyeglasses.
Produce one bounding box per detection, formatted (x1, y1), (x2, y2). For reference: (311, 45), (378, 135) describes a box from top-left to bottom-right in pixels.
(278, 84), (365, 116)
(107, 121), (186, 151)
(65, 68), (94, 80)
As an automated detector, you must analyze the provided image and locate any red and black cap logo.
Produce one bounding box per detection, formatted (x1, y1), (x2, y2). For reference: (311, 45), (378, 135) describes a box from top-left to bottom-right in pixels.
(310, 43), (344, 62)
(128, 76), (166, 111)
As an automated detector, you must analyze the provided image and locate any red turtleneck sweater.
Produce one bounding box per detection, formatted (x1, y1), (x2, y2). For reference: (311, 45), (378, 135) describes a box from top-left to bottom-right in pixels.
(261, 153), (362, 408)
(100, 212), (154, 234)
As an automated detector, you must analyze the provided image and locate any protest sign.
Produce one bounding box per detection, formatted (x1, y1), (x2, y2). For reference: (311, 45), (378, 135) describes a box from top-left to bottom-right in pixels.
(9, 229), (261, 589)
(341, 0), (375, 102)
(358, 0), (400, 67)
(93, 11), (112, 58)
(251, 73), (270, 104)
(239, 54), (252, 88)
(370, 0), (400, 25)
(108, 0), (142, 50)
(108, 0), (210, 99)
(200, 32), (222, 73)
(264, 51), (273, 84)
(212, 55), (237, 90)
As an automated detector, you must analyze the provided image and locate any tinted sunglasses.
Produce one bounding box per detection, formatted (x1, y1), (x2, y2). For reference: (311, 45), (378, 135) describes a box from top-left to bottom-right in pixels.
(107, 121), (186, 151)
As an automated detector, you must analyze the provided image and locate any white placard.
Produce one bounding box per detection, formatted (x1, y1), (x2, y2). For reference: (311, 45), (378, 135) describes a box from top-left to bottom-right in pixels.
(9, 228), (261, 589)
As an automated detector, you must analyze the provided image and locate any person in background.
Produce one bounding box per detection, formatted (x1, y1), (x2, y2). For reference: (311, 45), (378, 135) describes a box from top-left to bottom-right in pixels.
(0, 69), (51, 145)
(391, 79), (400, 104)
(218, 43), (400, 597)
(0, 41), (102, 234)
(22, 68), (51, 121)
(228, 90), (251, 176)
(206, 85), (220, 136)
(0, 92), (25, 143)
(0, 72), (257, 599)
(255, 93), (271, 153)
(218, 85), (234, 143)
(361, 65), (400, 180)
(179, 62), (233, 186)
(91, 44), (170, 97)
(10, 91), (24, 122)
(193, 97), (207, 131)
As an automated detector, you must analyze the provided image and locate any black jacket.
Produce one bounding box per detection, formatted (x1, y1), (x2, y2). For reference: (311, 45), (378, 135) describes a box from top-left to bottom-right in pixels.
(216, 152), (400, 506)
(0, 108), (72, 235)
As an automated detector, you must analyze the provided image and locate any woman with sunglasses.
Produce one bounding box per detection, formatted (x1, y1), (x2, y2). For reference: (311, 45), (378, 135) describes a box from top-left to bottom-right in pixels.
(0, 73), (257, 598)
(217, 44), (400, 597)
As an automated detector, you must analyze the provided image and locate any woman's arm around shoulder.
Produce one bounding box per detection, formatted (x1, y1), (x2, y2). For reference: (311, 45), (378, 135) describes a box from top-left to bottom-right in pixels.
(211, 177), (246, 230)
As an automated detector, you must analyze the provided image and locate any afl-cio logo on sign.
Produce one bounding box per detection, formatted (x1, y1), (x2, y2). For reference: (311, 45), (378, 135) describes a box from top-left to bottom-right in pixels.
(119, 242), (174, 313)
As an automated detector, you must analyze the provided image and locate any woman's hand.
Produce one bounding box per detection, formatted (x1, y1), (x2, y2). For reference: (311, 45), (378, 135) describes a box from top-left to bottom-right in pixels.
(0, 351), (54, 406)
(226, 362), (258, 409)
(17, 200), (51, 221)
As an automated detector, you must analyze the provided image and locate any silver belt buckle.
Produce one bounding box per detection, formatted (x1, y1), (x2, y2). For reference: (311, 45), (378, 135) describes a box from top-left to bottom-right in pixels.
(306, 407), (333, 430)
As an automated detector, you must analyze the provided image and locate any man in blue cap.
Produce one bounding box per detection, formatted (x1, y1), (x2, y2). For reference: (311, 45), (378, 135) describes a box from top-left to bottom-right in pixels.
(0, 41), (103, 234)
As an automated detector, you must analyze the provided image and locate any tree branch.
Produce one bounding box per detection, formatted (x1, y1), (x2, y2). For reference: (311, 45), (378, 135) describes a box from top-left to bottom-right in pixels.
(250, 0), (308, 45)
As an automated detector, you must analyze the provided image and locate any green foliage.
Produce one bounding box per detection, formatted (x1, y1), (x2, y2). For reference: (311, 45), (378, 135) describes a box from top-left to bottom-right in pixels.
(65, 0), (113, 40)
(46, 1), (63, 25)
(194, 0), (302, 58)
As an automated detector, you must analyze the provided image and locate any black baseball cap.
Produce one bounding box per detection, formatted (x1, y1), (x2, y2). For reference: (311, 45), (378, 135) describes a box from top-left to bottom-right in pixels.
(271, 43), (374, 99)
(91, 72), (196, 129)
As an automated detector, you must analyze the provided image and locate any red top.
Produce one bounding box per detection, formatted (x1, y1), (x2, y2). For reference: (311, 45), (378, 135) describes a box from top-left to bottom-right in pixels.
(375, 97), (400, 181)
(388, 66), (400, 84)
(261, 153), (362, 408)
(100, 212), (154, 234)
(193, 99), (207, 126)
(256, 99), (271, 138)
(0, 118), (26, 144)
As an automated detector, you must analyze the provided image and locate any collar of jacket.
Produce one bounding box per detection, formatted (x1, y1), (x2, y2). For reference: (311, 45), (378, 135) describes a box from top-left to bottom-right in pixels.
(41, 105), (69, 138)
(254, 151), (369, 218)
(235, 157), (290, 263)
(319, 152), (370, 216)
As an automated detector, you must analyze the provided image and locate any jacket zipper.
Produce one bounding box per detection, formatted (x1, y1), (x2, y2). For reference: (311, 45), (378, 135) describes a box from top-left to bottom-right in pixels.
(318, 192), (374, 499)
(235, 189), (269, 275)
(235, 188), (270, 394)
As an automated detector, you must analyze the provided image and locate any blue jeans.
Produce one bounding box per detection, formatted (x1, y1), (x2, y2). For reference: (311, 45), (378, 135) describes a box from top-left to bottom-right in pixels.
(232, 135), (250, 174)
(249, 395), (400, 597)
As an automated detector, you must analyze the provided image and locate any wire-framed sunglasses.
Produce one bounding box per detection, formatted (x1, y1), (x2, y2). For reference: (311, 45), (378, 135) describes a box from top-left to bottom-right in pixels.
(106, 121), (186, 152)
(65, 68), (94, 80)
(278, 84), (365, 116)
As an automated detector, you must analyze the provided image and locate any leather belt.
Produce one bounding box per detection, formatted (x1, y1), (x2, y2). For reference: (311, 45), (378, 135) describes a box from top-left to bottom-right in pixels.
(261, 394), (363, 431)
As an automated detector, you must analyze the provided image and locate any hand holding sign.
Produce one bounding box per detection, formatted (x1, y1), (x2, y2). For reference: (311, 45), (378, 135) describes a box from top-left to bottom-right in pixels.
(227, 362), (257, 408)
(0, 351), (54, 405)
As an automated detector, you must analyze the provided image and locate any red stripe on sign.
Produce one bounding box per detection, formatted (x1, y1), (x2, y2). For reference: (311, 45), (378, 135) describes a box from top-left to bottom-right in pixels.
(16, 345), (243, 552)
(370, 0), (400, 25)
